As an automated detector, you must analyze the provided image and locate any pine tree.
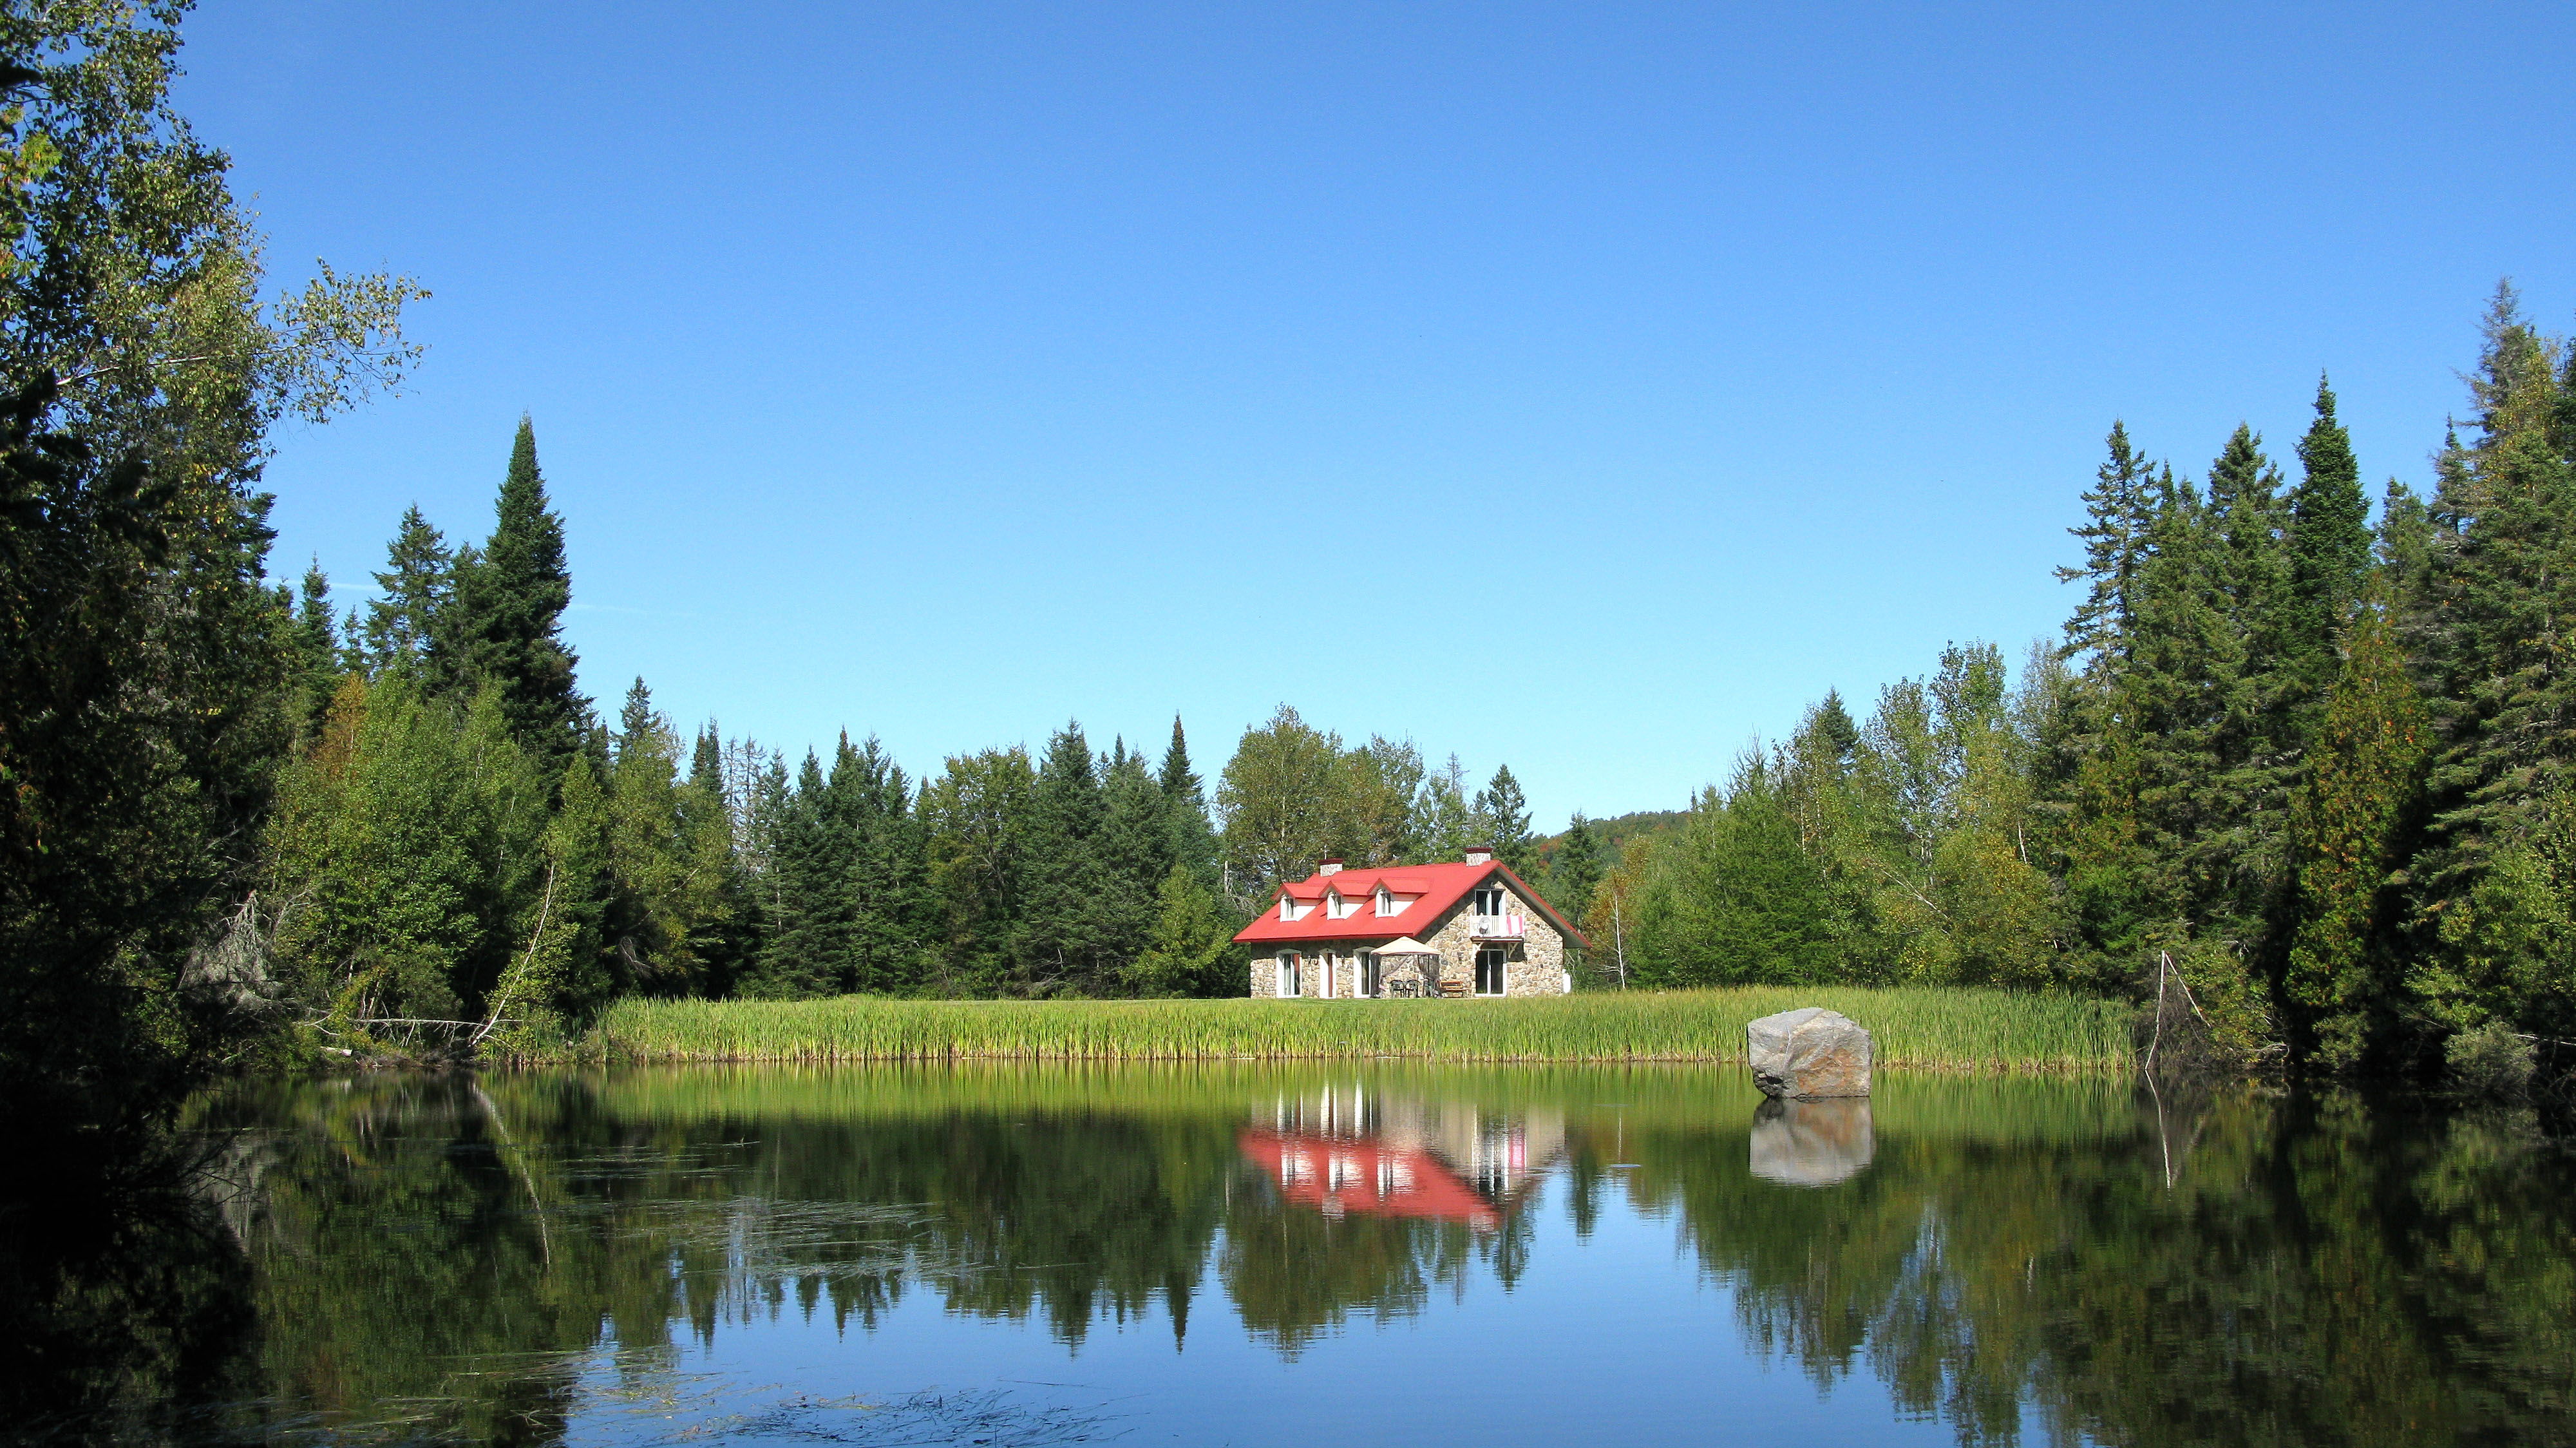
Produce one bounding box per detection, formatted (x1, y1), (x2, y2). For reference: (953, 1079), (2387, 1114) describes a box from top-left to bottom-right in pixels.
(2284, 377), (2371, 711)
(361, 504), (453, 675)
(1476, 764), (1535, 872)
(439, 419), (587, 774)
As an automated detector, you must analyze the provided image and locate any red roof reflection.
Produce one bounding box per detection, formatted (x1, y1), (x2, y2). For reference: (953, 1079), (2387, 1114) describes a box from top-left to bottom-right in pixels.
(1238, 1127), (1502, 1231)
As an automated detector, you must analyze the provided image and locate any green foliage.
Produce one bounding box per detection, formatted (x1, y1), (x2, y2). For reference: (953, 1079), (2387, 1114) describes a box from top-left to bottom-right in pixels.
(0, 2), (421, 1138)
(1126, 863), (1243, 998)
(1616, 764), (1838, 989)
(2443, 1019), (2536, 1096)
(2281, 594), (2428, 1069)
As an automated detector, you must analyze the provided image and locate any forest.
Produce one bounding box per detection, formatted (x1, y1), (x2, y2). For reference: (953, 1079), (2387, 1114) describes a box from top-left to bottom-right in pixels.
(259, 456), (1563, 1038)
(1589, 321), (2576, 1087)
(8, 4), (2576, 1157)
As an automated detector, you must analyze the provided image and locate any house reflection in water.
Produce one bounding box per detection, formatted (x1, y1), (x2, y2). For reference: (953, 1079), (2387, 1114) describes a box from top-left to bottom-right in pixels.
(1237, 1085), (1563, 1232)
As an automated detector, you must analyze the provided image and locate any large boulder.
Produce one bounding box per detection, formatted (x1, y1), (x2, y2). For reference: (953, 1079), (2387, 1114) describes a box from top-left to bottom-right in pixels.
(1748, 1098), (1875, 1186)
(1745, 1007), (1872, 1099)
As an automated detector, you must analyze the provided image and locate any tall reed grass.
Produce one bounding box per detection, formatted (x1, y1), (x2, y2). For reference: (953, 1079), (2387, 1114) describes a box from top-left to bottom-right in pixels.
(560, 987), (2134, 1073)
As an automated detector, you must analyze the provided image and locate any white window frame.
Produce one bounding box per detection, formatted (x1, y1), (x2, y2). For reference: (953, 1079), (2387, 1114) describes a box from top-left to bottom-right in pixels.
(1474, 945), (1508, 996)
(1279, 952), (1302, 997)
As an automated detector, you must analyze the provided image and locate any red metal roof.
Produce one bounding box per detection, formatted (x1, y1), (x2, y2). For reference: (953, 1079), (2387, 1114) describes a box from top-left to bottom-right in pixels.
(1233, 859), (1589, 948)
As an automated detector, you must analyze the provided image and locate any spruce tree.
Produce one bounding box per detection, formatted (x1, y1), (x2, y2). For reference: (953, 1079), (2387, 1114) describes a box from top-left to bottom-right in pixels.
(361, 505), (453, 675)
(839, 735), (932, 995)
(1096, 742), (1174, 987)
(1019, 722), (1108, 991)
(440, 419), (587, 774)
(1476, 764), (1535, 872)
(747, 750), (847, 997)
(1812, 689), (1861, 765)
(290, 560), (341, 735)
(2055, 421), (2161, 664)
(2284, 376), (2371, 705)
(2412, 288), (2576, 906)
(1158, 716), (1220, 888)
(1551, 811), (1604, 924)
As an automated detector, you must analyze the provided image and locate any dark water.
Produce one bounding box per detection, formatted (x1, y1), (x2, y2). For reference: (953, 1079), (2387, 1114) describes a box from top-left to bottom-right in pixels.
(20, 1065), (2576, 1445)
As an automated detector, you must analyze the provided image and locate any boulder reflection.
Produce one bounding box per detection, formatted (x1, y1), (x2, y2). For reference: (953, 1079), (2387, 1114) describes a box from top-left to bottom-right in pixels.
(1747, 1096), (1875, 1187)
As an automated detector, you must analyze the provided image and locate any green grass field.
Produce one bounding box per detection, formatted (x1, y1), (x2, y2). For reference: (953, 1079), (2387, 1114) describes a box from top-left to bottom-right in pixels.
(558, 987), (2137, 1073)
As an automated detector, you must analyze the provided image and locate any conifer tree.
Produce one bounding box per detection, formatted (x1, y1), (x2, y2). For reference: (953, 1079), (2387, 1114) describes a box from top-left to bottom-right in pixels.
(2281, 589), (2428, 1069)
(361, 504), (452, 675)
(1019, 722), (1108, 991)
(1476, 764), (1535, 872)
(2055, 422), (2161, 664)
(439, 419), (586, 774)
(1551, 811), (1604, 924)
(683, 723), (753, 996)
(1095, 742), (1173, 986)
(1159, 716), (1220, 887)
(290, 560), (341, 734)
(746, 750), (847, 997)
(2411, 286), (2576, 911)
(838, 736), (933, 995)
(1126, 863), (1240, 997)
(2284, 376), (2371, 715)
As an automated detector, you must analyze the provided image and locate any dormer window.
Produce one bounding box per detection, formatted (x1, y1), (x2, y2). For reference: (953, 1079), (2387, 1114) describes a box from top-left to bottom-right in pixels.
(1280, 894), (1296, 921)
(1376, 888), (1400, 916)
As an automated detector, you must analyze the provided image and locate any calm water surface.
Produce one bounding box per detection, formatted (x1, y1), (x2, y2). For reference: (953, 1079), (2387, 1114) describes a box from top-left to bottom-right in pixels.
(95, 1066), (2576, 1443)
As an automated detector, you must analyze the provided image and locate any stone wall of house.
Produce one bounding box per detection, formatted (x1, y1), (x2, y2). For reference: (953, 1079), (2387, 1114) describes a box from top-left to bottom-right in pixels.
(1415, 875), (1571, 997)
(1243, 872), (1579, 998)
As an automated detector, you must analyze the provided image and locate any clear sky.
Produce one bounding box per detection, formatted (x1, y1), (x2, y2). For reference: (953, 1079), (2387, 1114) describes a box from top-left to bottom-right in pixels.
(178, 1), (2576, 829)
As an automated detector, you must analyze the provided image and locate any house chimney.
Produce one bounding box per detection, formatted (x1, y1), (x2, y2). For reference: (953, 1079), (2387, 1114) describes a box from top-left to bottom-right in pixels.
(1463, 846), (1494, 866)
(1318, 857), (1343, 875)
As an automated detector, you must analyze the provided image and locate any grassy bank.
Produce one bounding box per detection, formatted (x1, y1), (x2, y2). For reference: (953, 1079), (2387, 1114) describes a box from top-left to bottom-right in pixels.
(560, 987), (2136, 1072)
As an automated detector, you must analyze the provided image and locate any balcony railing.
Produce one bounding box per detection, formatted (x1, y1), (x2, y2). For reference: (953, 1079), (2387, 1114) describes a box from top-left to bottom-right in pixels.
(1471, 913), (1527, 940)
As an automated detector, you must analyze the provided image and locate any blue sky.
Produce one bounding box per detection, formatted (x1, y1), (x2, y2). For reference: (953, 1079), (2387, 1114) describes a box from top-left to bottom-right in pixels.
(180, 1), (2576, 828)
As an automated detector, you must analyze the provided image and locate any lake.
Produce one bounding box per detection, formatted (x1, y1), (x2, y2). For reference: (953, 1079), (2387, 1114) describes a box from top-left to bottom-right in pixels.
(37, 1064), (2576, 1445)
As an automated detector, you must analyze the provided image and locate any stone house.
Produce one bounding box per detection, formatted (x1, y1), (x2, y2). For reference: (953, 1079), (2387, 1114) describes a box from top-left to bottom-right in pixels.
(1235, 846), (1588, 998)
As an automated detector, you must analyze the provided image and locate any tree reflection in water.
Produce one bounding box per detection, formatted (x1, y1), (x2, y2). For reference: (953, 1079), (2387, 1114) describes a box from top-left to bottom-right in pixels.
(13, 1065), (2570, 1445)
